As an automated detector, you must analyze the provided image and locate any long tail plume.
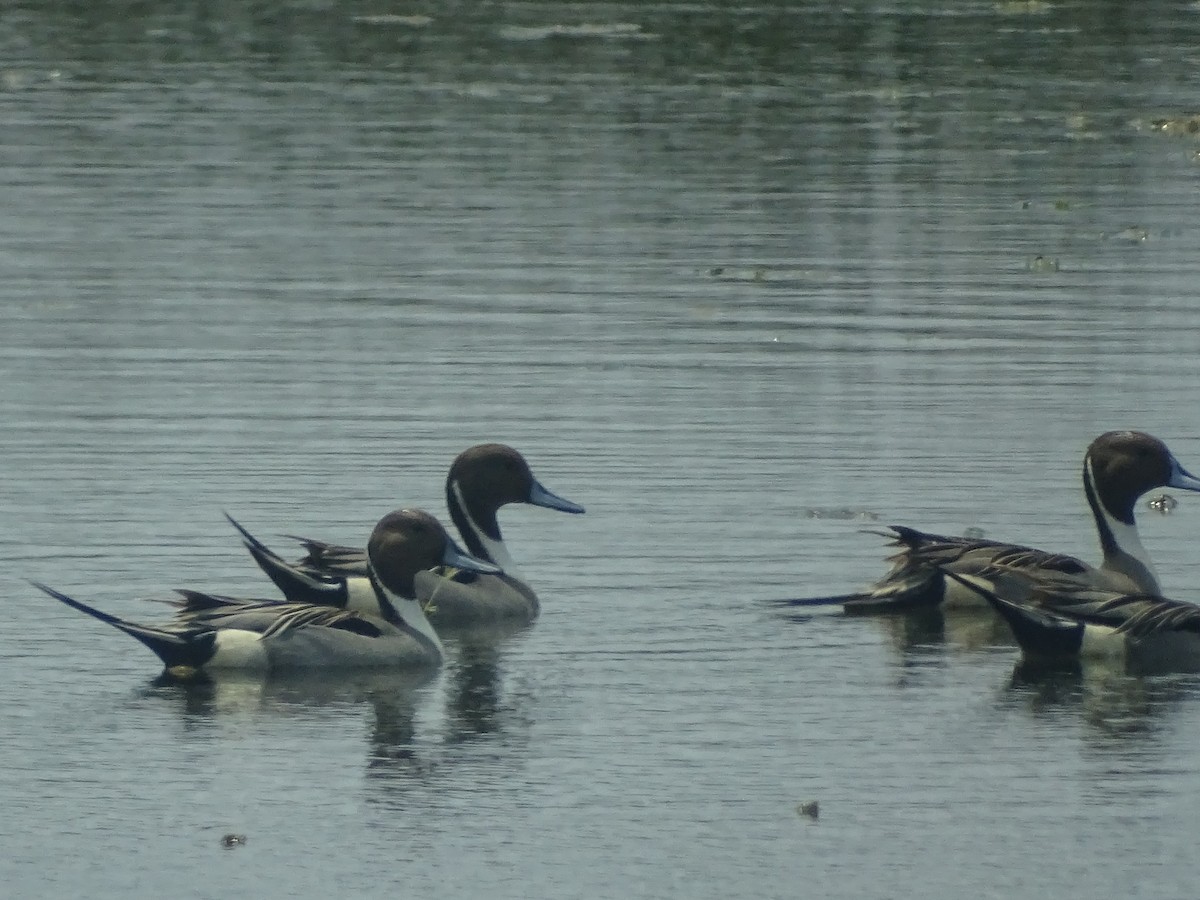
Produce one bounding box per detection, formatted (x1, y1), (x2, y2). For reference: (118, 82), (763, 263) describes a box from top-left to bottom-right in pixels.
(31, 581), (215, 670)
(224, 513), (344, 606)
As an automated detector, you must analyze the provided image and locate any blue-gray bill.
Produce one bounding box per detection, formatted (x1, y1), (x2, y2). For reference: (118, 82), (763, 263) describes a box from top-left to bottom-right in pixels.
(529, 479), (585, 515)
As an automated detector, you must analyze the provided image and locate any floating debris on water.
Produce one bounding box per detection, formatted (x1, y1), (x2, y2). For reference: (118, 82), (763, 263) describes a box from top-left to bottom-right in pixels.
(797, 801), (820, 820)
(962, 526), (986, 540)
(1148, 114), (1200, 136)
(1147, 493), (1178, 514)
(221, 833), (247, 849)
(804, 507), (880, 521)
(1027, 255), (1060, 273)
(707, 265), (768, 282)
(1019, 198), (1073, 212)
(1102, 226), (1149, 243)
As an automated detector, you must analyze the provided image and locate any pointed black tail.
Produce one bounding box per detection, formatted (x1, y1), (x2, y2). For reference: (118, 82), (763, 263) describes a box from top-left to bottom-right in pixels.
(224, 513), (345, 607)
(940, 571), (1084, 658)
(768, 573), (944, 615)
(765, 594), (864, 609)
(32, 582), (216, 671)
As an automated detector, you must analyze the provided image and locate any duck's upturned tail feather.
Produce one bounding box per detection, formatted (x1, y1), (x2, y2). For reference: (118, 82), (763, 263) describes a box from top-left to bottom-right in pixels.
(32, 581), (216, 670)
(942, 571), (1083, 658)
(224, 513), (342, 606)
(766, 594), (862, 609)
(770, 571), (944, 614)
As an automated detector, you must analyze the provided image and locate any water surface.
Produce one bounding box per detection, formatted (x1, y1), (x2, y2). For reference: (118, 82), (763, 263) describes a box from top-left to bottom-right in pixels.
(4, 3), (1200, 898)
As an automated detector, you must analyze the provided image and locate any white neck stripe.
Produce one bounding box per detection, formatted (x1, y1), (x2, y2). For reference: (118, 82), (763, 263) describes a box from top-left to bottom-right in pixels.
(450, 481), (522, 578)
(1087, 458), (1159, 587)
(380, 587), (443, 657)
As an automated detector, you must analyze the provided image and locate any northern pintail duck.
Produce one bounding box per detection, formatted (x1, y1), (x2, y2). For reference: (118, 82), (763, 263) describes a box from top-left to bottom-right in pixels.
(943, 568), (1200, 671)
(34, 509), (498, 676)
(243, 443), (585, 626)
(789, 431), (1200, 613)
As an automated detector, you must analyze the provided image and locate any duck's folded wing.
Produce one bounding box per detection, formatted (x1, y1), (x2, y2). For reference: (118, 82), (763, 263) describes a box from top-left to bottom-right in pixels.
(1026, 586), (1200, 638)
(1095, 594), (1200, 637)
(985, 548), (1091, 577)
(259, 604), (386, 639)
(170, 601), (381, 639)
(882, 526), (1055, 572)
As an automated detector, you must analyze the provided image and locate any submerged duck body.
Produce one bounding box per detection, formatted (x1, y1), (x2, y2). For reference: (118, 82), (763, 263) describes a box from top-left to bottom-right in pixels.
(38, 509), (498, 675)
(793, 431), (1200, 613)
(249, 443), (584, 626)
